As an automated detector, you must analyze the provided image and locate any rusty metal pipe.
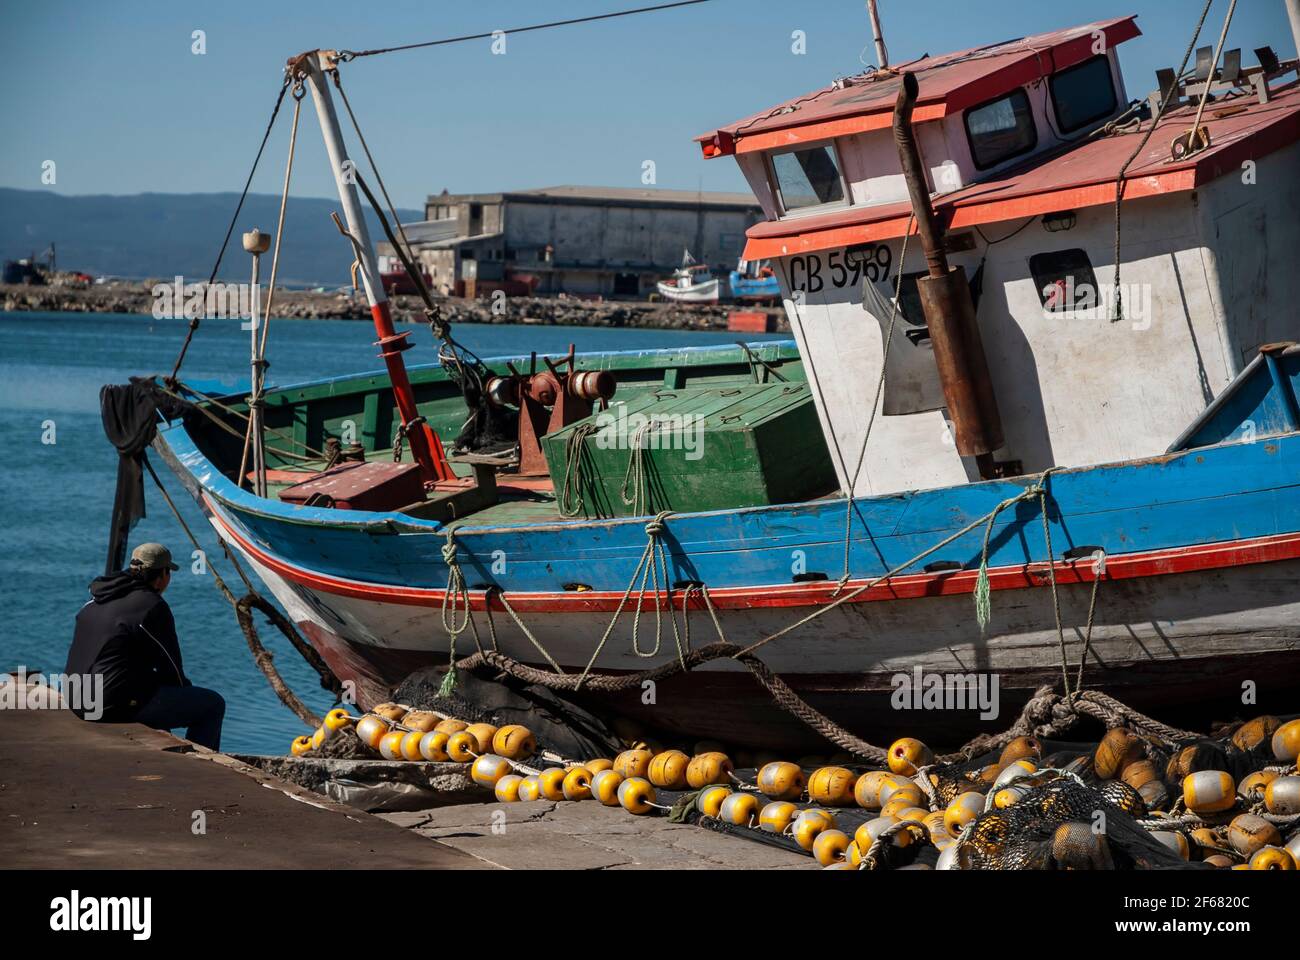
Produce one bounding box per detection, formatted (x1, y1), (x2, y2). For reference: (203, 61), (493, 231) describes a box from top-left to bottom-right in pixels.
(892, 71), (1006, 466)
(892, 72), (948, 277)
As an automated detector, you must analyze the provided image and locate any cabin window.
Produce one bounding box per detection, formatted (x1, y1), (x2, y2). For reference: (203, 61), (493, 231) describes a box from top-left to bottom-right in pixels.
(964, 89), (1037, 169)
(1029, 249), (1098, 312)
(769, 143), (847, 214)
(1050, 56), (1118, 133)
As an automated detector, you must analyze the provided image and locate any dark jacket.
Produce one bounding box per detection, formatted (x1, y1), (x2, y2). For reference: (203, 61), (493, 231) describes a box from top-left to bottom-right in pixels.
(65, 571), (188, 721)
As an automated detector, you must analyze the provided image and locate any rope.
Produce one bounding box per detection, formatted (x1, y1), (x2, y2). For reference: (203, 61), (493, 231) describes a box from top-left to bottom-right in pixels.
(238, 83), (304, 492)
(141, 457), (341, 726)
(485, 588), (564, 674)
(168, 75), (292, 384)
(734, 475), (1051, 661)
(1181, 0), (1239, 159)
(576, 511), (686, 686)
(1110, 0), (1214, 323)
(439, 529), (476, 696)
(337, 1), (712, 61)
(619, 419), (661, 516)
(836, 214), (914, 590)
(558, 421), (599, 518)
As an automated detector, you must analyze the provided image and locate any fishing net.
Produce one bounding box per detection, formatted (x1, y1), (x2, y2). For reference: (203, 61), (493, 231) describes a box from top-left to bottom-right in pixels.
(956, 778), (1198, 870)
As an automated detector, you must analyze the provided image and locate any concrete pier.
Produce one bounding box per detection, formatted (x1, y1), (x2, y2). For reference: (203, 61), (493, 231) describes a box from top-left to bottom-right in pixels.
(1, 692), (811, 870)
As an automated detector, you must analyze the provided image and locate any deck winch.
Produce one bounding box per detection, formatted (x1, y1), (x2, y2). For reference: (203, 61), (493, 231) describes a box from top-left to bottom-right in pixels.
(483, 344), (617, 476)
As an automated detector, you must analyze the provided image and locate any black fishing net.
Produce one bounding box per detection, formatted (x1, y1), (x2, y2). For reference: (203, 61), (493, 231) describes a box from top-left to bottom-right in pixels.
(956, 778), (1202, 870)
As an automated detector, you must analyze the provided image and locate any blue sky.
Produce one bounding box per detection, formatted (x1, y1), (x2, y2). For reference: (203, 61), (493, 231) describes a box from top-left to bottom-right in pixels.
(1, 0), (1293, 209)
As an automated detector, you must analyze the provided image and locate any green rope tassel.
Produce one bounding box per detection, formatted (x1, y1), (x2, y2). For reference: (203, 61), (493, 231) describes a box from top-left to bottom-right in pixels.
(974, 559), (992, 630)
(438, 663), (458, 697)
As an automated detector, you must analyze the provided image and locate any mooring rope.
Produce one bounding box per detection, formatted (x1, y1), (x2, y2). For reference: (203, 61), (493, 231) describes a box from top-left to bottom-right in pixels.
(142, 457), (341, 726)
(1110, 0), (1214, 323)
(168, 75), (292, 385)
(835, 213), (914, 591)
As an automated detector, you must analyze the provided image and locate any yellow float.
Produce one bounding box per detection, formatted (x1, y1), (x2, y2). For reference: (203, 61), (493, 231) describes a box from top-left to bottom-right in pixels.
(613, 749), (654, 779)
(562, 766), (593, 801)
(495, 773), (524, 803)
(471, 754), (513, 790)
(1263, 775), (1300, 815)
(791, 809), (836, 850)
(887, 738), (933, 776)
(1248, 846), (1296, 870)
(696, 785), (732, 818)
(290, 735), (313, 757)
(758, 800), (798, 834)
(591, 769), (624, 806)
(1270, 718), (1300, 761)
(491, 724), (537, 760)
(617, 777), (658, 815)
(517, 775), (542, 801)
(718, 792), (760, 826)
(648, 750), (691, 789)
(400, 730), (425, 762)
(418, 730), (451, 762)
(446, 731), (479, 763)
(807, 766), (857, 806)
(944, 791), (984, 836)
(378, 730), (406, 761)
(1225, 813), (1280, 857)
(354, 714), (389, 751)
(812, 829), (851, 866)
(757, 761), (805, 801)
(537, 767), (568, 801)
(686, 752), (734, 788)
(1183, 771), (1236, 814)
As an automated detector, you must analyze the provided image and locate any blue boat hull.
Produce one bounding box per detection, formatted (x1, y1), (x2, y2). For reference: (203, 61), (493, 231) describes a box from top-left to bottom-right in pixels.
(155, 344), (1300, 747)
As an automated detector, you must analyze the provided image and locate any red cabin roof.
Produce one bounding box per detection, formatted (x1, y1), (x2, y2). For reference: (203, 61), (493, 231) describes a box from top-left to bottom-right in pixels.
(739, 80), (1300, 261)
(697, 16), (1142, 157)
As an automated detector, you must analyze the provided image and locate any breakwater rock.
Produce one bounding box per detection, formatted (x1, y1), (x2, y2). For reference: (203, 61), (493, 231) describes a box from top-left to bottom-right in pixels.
(1, 281), (787, 332)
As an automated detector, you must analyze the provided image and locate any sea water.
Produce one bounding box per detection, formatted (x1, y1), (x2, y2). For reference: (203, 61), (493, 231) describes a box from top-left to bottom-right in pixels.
(0, 311), (784, 753)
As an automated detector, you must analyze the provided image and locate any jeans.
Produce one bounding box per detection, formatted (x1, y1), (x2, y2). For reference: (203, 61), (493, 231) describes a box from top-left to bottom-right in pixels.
(133, 685), (226, 751)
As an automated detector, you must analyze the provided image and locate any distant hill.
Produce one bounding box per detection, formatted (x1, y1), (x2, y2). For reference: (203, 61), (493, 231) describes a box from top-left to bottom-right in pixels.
(0, 188), (421, 288)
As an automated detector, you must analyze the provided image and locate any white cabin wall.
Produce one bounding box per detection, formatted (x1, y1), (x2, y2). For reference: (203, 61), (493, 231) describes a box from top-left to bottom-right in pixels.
(1191, 141), (1300, 369)
(775, 192), (1241, 496)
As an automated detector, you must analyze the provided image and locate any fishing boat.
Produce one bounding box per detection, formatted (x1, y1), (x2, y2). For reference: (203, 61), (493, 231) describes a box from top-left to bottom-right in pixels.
(152, 9), (1300, 750)
(728, 258), (781, 303)
(655, 252), (721, 303)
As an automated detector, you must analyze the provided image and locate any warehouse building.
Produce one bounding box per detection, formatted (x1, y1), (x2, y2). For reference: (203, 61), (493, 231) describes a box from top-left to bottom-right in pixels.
(378, 185), (762, 298)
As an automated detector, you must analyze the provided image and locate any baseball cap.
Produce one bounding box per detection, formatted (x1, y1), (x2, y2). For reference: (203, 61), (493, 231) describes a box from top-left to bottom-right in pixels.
(129, 543), (180, 573)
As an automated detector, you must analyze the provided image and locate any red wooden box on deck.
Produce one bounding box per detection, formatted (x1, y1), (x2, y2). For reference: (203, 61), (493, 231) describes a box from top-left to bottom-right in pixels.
(277, 461), (424, 512)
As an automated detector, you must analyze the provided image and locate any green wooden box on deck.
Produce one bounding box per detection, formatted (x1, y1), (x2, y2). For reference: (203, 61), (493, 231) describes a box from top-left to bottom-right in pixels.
(541, 382), (837, 518)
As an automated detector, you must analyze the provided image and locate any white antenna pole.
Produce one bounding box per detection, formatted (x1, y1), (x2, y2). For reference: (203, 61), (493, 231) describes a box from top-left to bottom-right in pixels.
(867, 0), (888, 69)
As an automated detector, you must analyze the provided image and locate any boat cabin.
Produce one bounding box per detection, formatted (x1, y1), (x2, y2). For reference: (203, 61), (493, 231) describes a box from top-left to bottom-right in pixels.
(698, 16), (1300, 496)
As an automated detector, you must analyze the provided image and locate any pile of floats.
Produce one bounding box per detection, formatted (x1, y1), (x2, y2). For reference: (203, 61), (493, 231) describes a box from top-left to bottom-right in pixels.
(291, 705), (1300, 870)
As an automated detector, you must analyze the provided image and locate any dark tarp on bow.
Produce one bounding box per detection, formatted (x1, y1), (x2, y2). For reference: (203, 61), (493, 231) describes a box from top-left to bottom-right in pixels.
(100, 378), (193, 575)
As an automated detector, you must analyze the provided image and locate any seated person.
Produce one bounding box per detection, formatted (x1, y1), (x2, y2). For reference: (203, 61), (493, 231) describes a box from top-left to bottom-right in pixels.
(66, 543), (225, 750)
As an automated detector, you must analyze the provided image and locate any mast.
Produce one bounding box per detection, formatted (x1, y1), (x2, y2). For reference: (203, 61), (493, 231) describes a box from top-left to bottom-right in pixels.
(297, 50), (443, 485)
(867, 0), (888, 69)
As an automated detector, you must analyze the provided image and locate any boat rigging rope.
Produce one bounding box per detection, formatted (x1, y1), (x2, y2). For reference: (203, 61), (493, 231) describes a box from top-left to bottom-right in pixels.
(141, 456), (341, 726)
(238, 82), (304, 490)
(835, 213), (914, 591)
(1110, 0), (1214, 323)
(1181, 0), (1239, 158)
(335, 1), (712, 61)
(168, 75), (292, 385)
